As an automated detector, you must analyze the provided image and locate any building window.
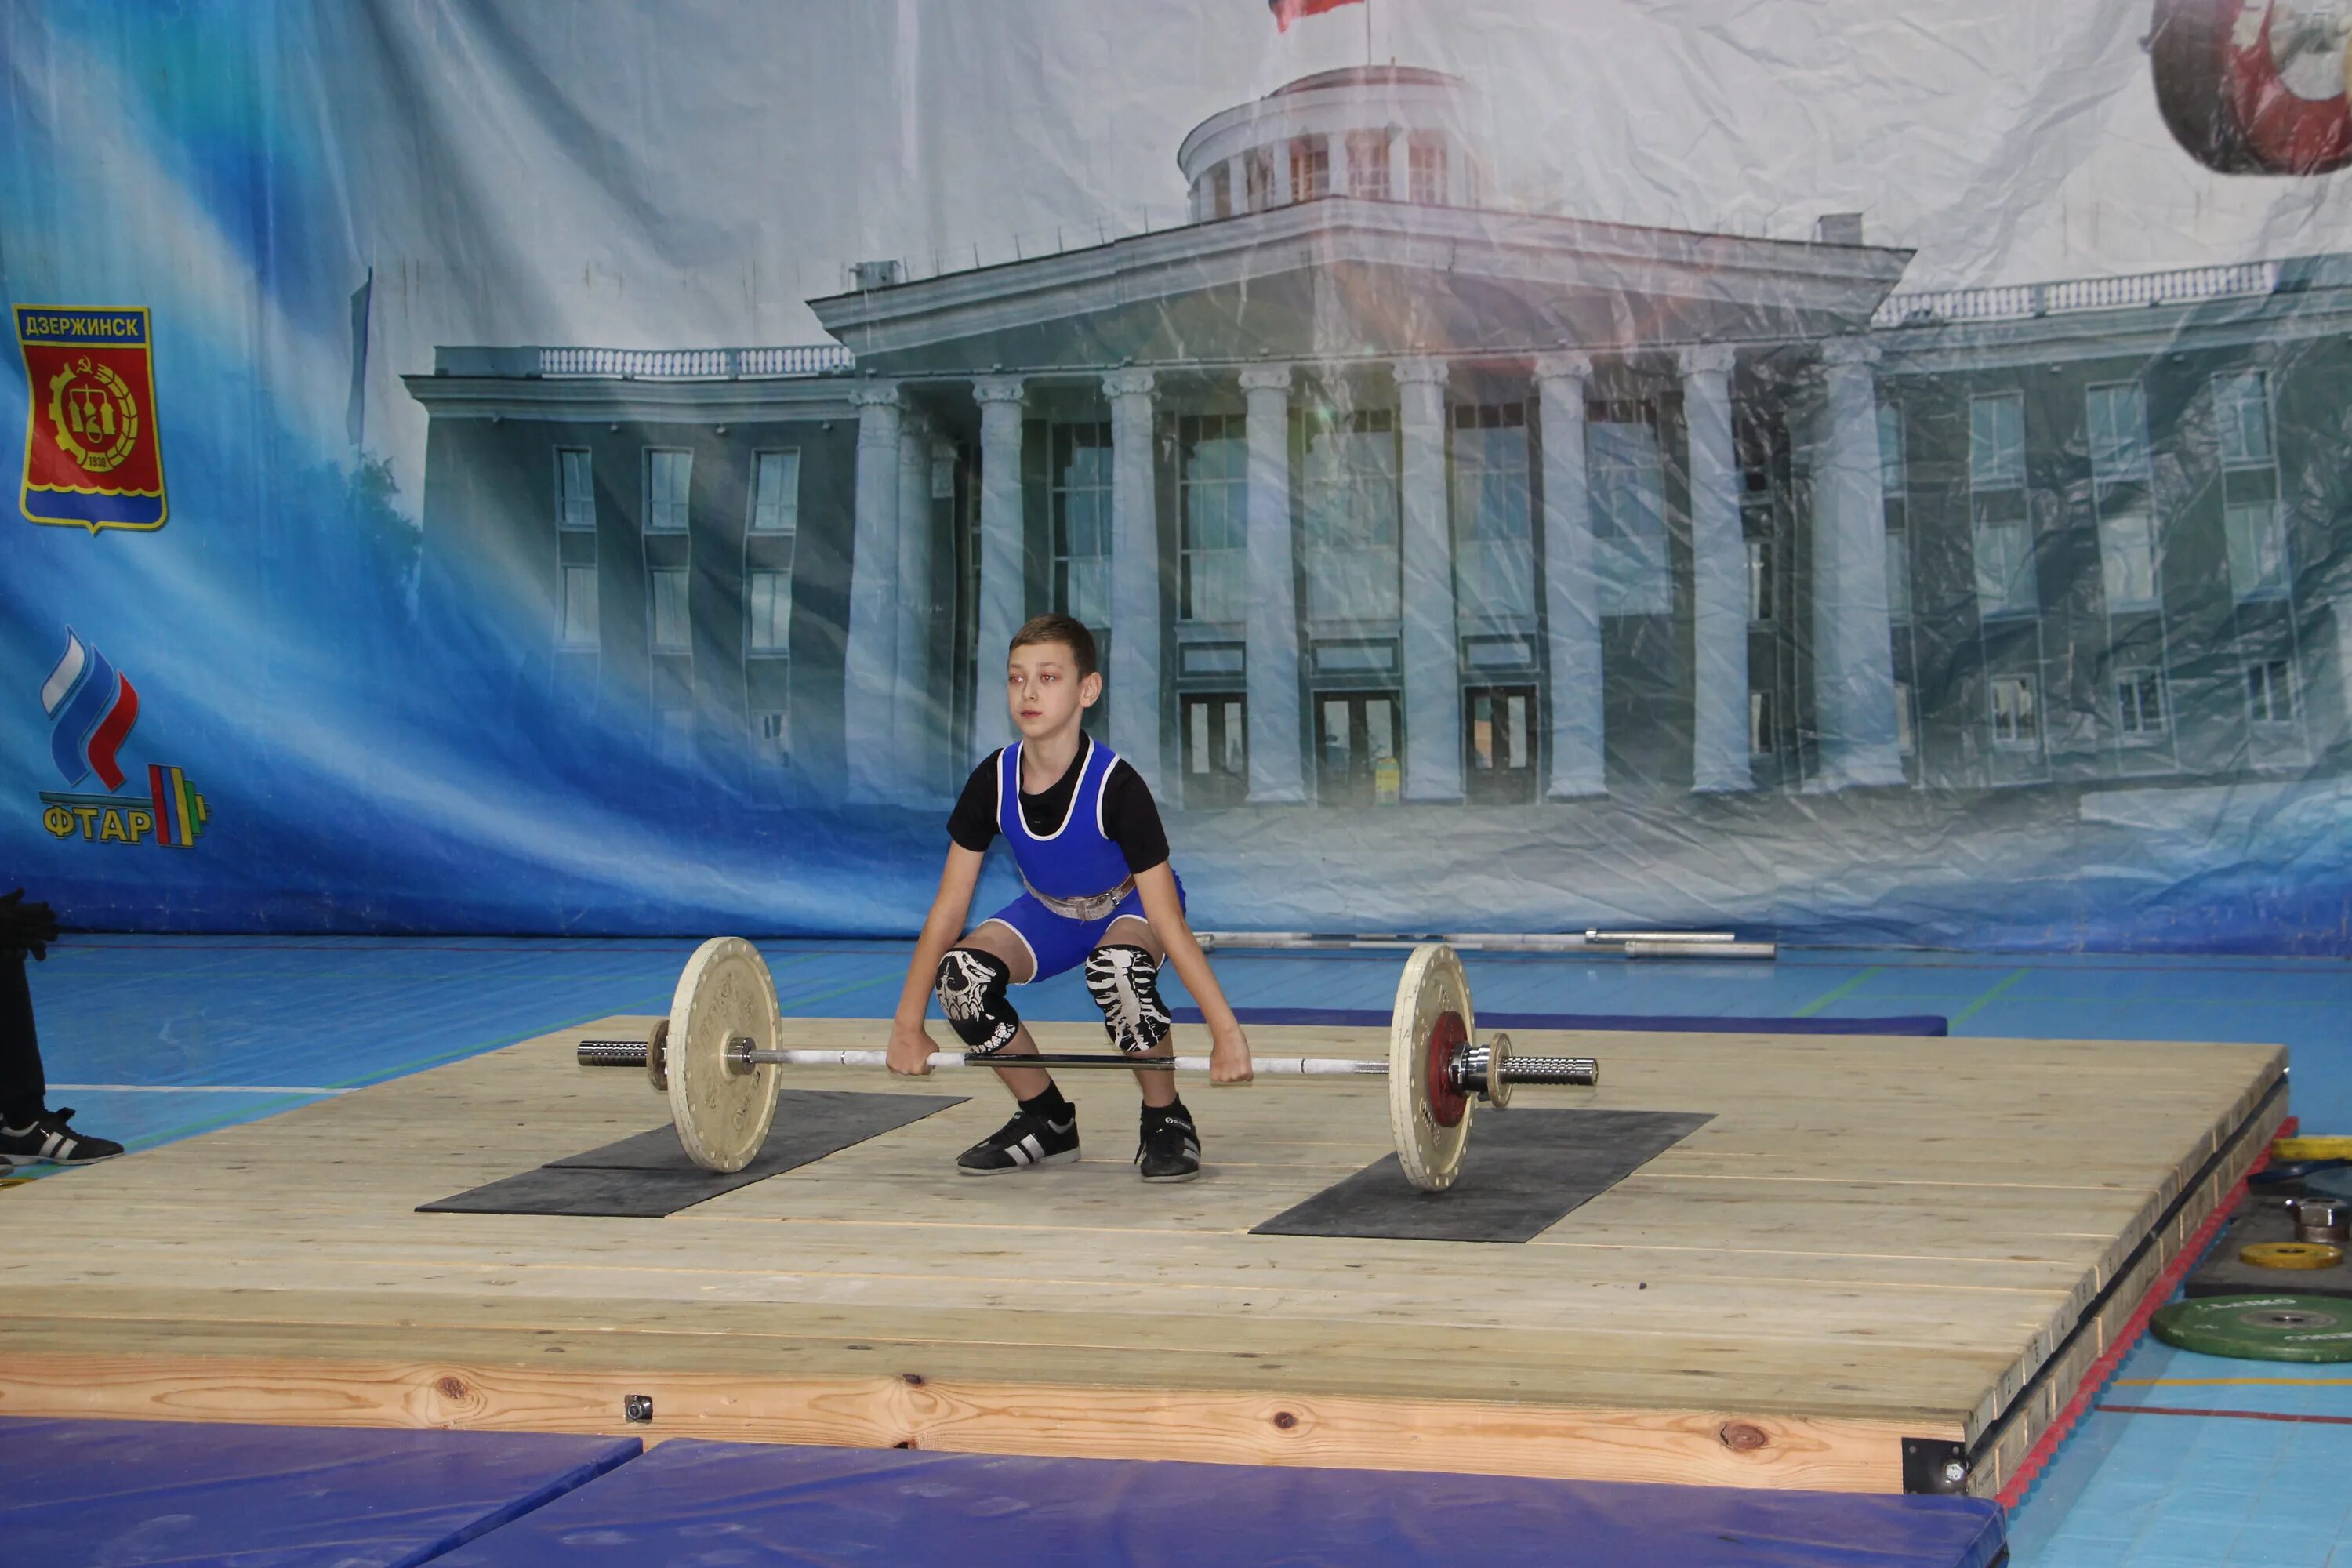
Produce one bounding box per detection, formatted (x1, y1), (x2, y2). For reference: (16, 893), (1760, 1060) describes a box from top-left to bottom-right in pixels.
(1178, 414), (1248, 624)
(1745, 538), (1775, 625)
(1969, 392), (2026, 490)
(649, 568), (691, 653)
(1894, 681), (1916, 757)
(2087, 383), (2151, 485)
(644, 449), (692, 532)
(750, 450), (800, 533)
(1050, 420), (1112, 629)
(560, 564), (599, 647)
(2099, 510), (2161, 612)
(1990, 673), (2039, 750)
(1346, 131), (1388, 199)
(752, 709), (788, 766)
(1450, 403), (1534, 622)
(1974, 519), (2036, 619)
(1207, 163), (1232, 219)
(1244, 148), (1274, 212)
(1885, 530), (1911, 623)
(1181, 694), (1248, 807)
(1748, 688), (1774, 756)
(1406, 132), (1448, 204)
(1464, 685), (1537, 803)
(1316, 690), (1402, 807)
(2216, 370), (2273, 466)
(2117, 668), (2166, 739)
(2246, 658), (2296, 725)
(1878, 401), (1906, 495)
(1289, 135), (1330, 201)
(1301, 408), (1400, 622)
(557, 448), (595, 530)
(2225, 499), (2290, 600)
(748, 568), (791, 655)
(1590, 414), (1670, 617)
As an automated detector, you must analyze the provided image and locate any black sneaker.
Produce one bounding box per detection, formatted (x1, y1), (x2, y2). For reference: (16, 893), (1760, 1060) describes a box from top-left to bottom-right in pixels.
(1136, 1103), (1201, 1183)
(956, 1107), (1079, 1176)
(0, 1107), (124, 1167)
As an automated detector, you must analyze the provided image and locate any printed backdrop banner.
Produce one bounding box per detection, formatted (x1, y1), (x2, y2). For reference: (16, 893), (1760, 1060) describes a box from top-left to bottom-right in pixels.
(5, 0), (2352, 952)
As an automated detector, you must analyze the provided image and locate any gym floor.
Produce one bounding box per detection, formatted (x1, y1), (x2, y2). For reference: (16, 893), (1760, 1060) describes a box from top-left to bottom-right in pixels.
(13, 935), (2352, 1567)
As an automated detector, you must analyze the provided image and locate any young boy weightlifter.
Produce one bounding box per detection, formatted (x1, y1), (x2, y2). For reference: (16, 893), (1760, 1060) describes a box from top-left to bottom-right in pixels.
(886, 614), (1254, 1181)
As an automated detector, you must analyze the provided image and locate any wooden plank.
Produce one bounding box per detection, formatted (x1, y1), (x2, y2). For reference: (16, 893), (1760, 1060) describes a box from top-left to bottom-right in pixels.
(0, 1347), (1933, 1494)
(0, 1294), (2015, 1422)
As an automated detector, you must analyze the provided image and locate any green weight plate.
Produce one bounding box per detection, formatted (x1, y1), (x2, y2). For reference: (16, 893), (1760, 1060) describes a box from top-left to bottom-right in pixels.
(2151, 1294), (2352, 1363)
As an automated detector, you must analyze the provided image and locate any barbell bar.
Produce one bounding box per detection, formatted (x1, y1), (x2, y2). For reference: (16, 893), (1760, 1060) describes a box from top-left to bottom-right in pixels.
(576, 1040), (1601, 1091)
(575, 937), (1599, 1192)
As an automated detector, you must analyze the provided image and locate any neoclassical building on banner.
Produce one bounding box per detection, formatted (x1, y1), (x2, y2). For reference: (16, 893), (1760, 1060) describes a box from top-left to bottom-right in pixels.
(406, 67), (2352, 815)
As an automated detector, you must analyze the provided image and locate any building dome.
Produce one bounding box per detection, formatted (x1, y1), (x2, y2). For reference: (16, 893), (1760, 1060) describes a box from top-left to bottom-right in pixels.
(1176, 66), (1489, 221)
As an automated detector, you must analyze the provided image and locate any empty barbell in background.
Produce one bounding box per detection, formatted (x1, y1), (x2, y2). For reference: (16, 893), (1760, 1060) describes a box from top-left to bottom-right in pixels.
(576, 938), (1600, 1192)
(1194, 929), (1775, 959)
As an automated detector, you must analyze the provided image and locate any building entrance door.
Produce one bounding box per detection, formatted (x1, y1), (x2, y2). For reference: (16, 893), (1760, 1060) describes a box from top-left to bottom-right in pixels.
(1464, 684), (1537, 804)
(1316, 691), (1402, 807)
(1180, 692), (1248, 808)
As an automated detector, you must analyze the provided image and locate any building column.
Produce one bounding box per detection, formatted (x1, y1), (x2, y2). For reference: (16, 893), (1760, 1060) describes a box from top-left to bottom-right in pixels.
(891, 412), (935, 801)
(1536, 353), (1606, 798)
(1239, 365), (1306, 804)
(845, 382), (902, 804)
(1388, 132), (1410, 202)
(1396, 358), (1463, 802)
(1104, 369), (1163, 783)
(2333, 594), (2352, 739)
(1813, 338), (1906, 789)
(1679, 344), (1751, 793)
(971, 376), (1027, 764)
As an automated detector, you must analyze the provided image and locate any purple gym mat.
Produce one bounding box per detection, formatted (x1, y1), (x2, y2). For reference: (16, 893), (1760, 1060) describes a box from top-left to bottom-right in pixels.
(431, 1439), (2006, 1568)
(0, 1416), (638, 1567)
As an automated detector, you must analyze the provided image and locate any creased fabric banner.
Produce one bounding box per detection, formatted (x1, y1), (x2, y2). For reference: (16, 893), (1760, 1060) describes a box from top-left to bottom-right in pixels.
(4, 0), (2351, 952)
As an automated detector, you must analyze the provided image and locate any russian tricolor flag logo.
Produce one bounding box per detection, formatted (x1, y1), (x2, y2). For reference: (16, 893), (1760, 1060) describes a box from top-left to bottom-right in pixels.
(42, 628), (140, 790)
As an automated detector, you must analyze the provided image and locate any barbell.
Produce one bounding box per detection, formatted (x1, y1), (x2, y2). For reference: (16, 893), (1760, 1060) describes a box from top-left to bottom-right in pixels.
(576, 937), (1599, 1192)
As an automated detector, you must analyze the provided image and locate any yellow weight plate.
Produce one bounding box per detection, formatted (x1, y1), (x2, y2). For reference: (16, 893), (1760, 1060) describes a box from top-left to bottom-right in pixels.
(1388, 942), (1473, 1193)
(666, 935), (781, 1173)
(2241, 1242), (2346, 1270)
(2274, 1137), (2352, 1161)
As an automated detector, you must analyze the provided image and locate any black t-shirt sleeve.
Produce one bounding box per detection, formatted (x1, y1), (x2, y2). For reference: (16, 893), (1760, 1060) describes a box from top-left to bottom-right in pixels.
(946, 753), (1001, 852)
(1102, 761), (1171, 875)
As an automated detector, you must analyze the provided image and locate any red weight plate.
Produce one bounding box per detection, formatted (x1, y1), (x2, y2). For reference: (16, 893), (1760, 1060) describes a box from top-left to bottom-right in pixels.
(2226, 1), (2352, 174)
(2151, 0), (2352, 174)
(1425, 1009), (1469, 1129)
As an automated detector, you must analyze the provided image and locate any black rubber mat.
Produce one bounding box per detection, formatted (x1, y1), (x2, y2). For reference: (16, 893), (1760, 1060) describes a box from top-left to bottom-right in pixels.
(1252, 1108), (1713, 1243)
(2184, 1194), (2352, 1302)
(419, 1090), (967, 1218)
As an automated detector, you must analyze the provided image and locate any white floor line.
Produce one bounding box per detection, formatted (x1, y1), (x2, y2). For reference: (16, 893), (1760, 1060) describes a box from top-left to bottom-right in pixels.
(48, 1083), (353, 1095)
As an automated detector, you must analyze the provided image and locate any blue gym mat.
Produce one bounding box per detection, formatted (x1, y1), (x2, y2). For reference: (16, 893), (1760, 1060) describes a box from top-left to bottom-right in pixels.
(430, 1440), (2008, 1568)
(0, 1416), (639, 1567)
